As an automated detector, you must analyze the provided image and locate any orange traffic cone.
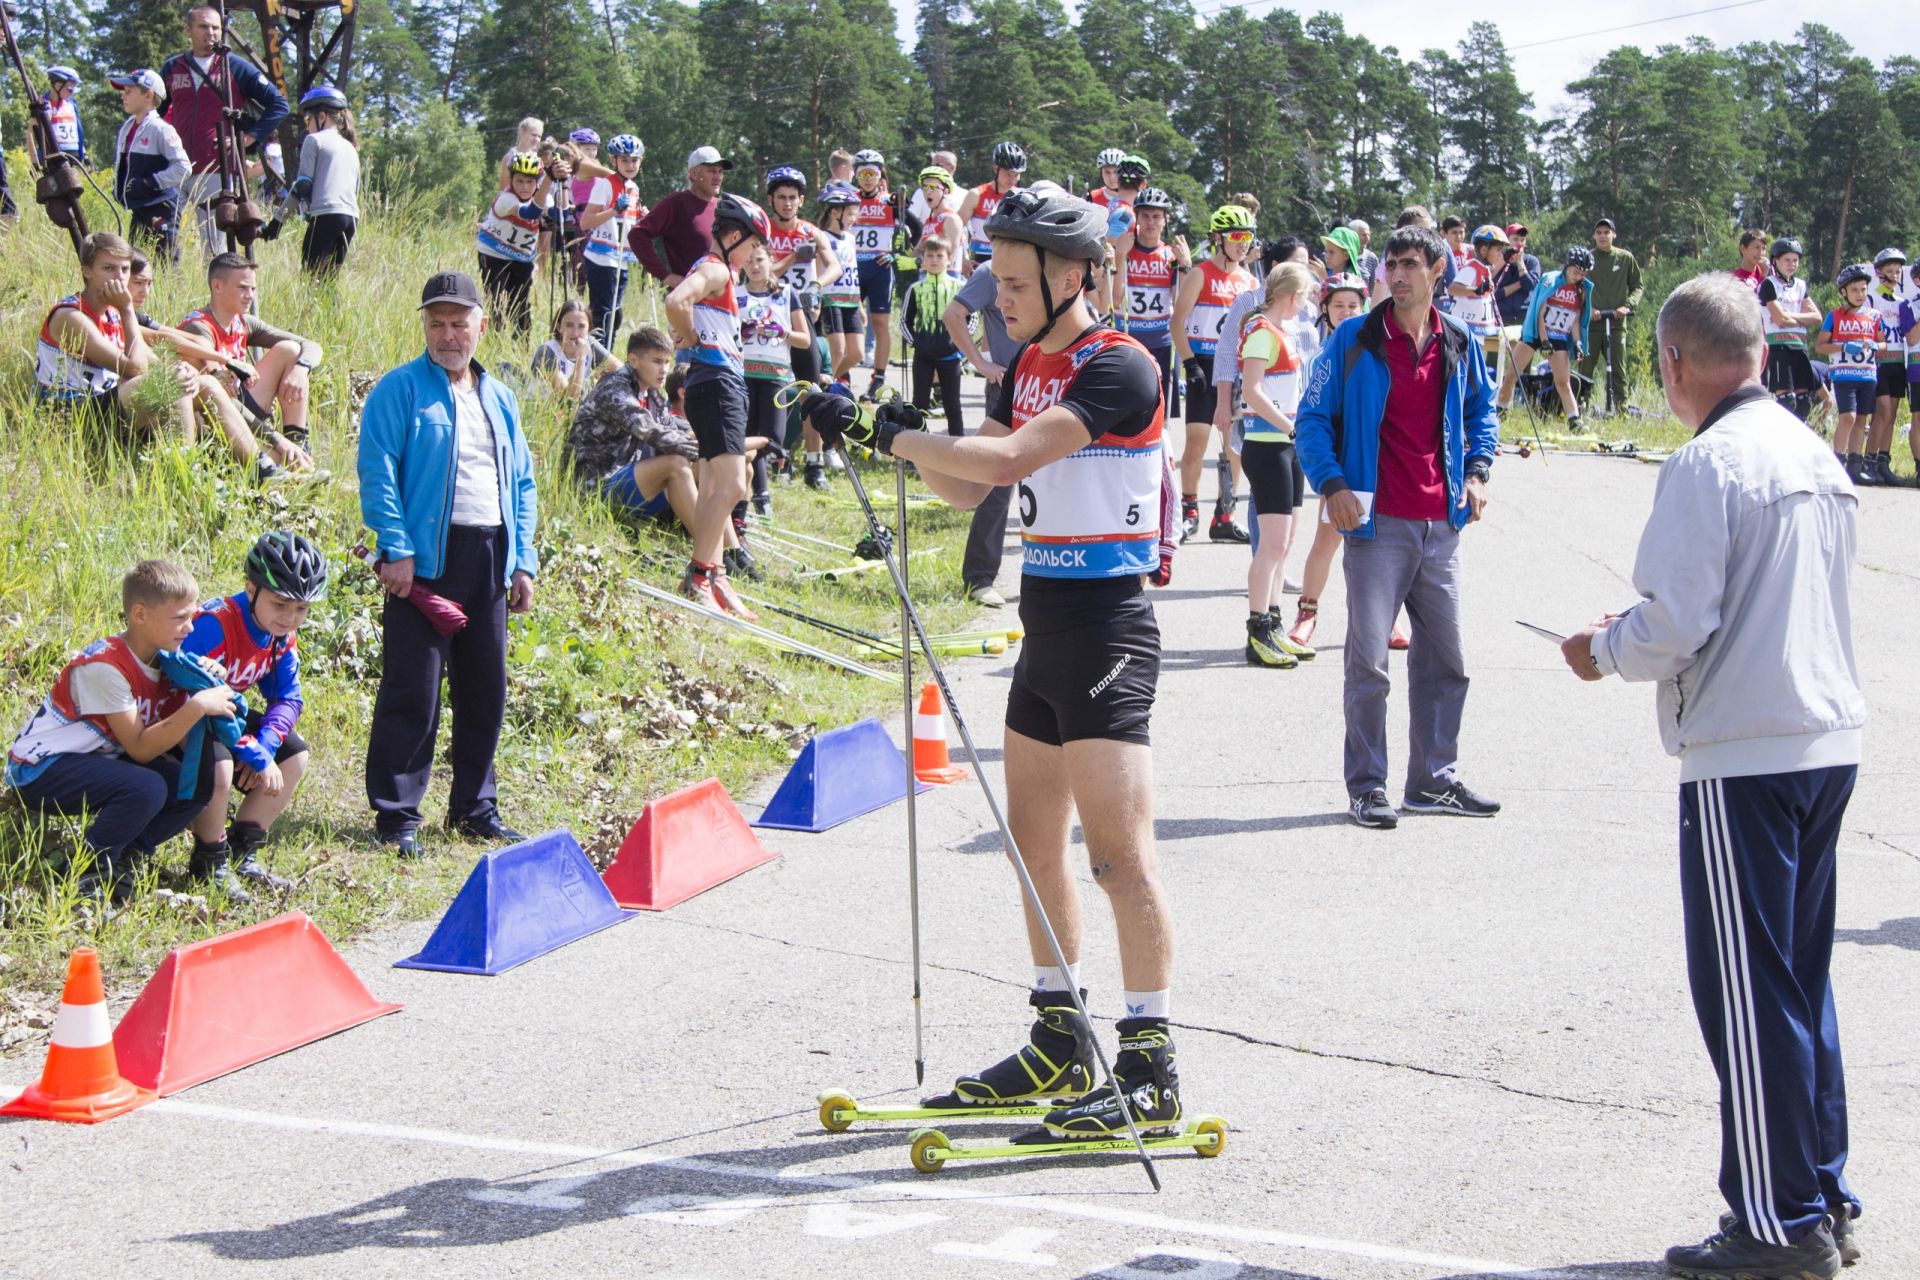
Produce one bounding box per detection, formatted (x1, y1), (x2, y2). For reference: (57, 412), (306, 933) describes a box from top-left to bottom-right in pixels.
(912, 681), (971, 785)
(1, 947), (154, 1124)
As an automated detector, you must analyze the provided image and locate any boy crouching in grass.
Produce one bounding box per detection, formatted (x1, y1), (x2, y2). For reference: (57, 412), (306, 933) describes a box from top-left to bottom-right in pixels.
(567, 325), (701, 532)
(176, 532), (329, 903)
(4, 560), (235, 905)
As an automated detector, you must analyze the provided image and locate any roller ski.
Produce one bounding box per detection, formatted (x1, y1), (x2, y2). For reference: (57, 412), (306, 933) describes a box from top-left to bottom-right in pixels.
(906, 1018), (1229, 1174)
(820, 990), (1094, 1132)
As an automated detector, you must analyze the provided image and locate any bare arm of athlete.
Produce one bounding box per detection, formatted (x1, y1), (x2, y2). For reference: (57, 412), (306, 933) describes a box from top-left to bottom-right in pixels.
(890, 407), (1093, 511)
(1170, 269), (1203, 364)
(663, 260), (731, 350)
(811, 227), (840, 284)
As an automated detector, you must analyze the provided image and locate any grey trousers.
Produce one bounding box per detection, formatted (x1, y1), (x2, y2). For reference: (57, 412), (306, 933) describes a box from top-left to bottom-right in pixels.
(1341, 514), (1470, 797)
(963, 483), (1014, 590)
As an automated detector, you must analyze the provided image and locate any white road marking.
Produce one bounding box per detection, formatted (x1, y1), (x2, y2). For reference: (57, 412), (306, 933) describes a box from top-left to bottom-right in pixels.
(805, 1202), (945, 1239)
(930, 1226), (1060, 1266)
(623, 1194), (774, 1224)
(466, 1174), (593, 1211)
(10, 1088), (1589, 1277)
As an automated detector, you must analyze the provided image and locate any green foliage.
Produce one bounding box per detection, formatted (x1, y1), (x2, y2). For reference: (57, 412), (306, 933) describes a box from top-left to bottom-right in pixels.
(361, 97), (489, 217)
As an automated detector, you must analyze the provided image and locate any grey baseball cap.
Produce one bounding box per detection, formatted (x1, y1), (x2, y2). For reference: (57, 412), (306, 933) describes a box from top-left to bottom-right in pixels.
(109, 69), (165, 95)
(686, 145), (734, 171)
(418, 271), (484, 310)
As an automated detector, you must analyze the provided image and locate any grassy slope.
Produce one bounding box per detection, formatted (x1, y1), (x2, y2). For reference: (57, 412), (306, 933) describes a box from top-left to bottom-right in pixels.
(0, 195), (980, 1036)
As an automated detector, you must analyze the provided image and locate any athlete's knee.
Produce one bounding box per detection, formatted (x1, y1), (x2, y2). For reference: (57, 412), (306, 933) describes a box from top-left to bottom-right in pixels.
(1086, 848), (1159, 899)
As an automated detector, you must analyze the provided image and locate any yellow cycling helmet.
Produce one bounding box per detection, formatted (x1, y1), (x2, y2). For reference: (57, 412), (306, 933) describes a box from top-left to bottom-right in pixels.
(917, 164), (954, 191)
(1209, 204), (1256, 235)
(509, 151), (544, 178)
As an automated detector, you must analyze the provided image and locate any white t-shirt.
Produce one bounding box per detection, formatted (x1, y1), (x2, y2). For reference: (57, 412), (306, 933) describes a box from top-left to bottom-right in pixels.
(68, 654), (155, 718)
(449, 382), (503, 527)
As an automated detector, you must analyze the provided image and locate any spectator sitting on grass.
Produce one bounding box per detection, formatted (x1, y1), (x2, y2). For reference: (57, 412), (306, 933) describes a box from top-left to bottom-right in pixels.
(37, 232), (278, 479)
(567, 325), (700, 531)
(4, 559), (236, 906)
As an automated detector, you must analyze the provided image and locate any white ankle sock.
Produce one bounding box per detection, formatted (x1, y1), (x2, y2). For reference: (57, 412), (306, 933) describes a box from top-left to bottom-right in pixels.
(1123, 989), (1170, 1019)
(1033, 965), (1078, 993)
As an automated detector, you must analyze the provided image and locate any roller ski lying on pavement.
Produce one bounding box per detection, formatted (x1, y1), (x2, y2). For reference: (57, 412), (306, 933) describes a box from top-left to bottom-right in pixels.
(819, 989), (1095, 1130)
(906, 1018), (1230, 1173)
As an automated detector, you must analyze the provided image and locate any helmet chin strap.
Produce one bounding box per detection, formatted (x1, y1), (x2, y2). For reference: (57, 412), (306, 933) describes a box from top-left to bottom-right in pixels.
(1028, 248), (1086, 345)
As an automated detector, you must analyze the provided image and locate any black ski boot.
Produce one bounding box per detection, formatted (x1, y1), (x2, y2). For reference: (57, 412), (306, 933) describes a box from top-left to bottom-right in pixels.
(922, 989), (1096, 1108)
(229, 821), (292, 891)
(1042, 1017), (1181, 1138)
(188, 839), (251, 904)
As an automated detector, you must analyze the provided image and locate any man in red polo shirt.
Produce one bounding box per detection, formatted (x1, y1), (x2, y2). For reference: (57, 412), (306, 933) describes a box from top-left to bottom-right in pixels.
(1296, 224), (1502, 830)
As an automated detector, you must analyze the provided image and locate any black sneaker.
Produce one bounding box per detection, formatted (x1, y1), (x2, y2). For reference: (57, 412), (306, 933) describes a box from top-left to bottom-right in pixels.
(1207, 513), (1250, 543)
(1666, 1218), (1839, 1279)
(1179, 501), (1200, 544)
(451, 811), (525, 843)
(228, 821), (293, 891)
(1721, 1210), (1859, 1268)
(804, 463), (830, 492)
(1403, 781), (1501, 818)
(1350, 789), (1398, 829)
(188, 839), (252, 904)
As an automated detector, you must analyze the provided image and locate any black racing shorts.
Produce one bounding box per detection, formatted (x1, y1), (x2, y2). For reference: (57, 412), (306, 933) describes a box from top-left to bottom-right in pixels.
(819, 305), (864, 335)
(1006, 578), (1160, 747)
(211, 707), (310, 793)
(1762, 346), (1817, 395)
(684, 371), (748, 459)
(1876, 362), (1907, 399)
(1240, 438), (1304, 513)
(1183, 356), (1219, 427)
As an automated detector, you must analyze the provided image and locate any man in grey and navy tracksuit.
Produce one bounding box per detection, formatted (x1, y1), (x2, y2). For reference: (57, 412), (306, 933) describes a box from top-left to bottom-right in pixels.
(1564, 273), (1865, 1280)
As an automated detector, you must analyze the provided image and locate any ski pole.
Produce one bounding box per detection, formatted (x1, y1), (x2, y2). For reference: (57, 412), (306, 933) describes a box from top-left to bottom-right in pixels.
(899, 460), (925, 1087)
(833, 440), (1161, 1192)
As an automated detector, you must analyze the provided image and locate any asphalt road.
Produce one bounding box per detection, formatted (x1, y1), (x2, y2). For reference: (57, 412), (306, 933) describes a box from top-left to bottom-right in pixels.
(4, 376), (1916, 1280)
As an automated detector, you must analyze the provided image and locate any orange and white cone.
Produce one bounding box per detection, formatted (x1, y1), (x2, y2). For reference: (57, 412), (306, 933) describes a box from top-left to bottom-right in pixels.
(1, 947), (153, 1124)
(912, 680), (970, 785)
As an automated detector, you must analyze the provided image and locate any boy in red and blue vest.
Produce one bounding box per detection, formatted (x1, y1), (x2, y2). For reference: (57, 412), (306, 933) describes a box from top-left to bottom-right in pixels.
(6, 560), (235, 905)
(177, 532), (328, 901)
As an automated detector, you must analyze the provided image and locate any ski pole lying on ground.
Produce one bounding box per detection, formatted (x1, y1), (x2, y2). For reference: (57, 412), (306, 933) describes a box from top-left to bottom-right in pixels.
(737, 595), (1008, 658)
(630, 579), (890, 680)
(827, 437), (1162, 1192)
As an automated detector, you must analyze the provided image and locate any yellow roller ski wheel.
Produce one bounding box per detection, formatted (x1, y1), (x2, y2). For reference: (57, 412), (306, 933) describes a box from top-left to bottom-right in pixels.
(1193, 1115), (1228, 1158)
(817, 1090), (858, 1133)
(909, 1127), (951, 1174)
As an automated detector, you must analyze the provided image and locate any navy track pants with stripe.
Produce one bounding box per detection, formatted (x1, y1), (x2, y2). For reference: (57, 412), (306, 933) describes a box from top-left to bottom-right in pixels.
(1679, 766), (1858, 1245)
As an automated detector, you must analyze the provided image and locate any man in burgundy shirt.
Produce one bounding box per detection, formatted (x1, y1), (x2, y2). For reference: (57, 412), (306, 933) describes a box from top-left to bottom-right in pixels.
(630, 146), (728, 290)
(1296, 225), (1502, 829)
(160, 4), (288, 257)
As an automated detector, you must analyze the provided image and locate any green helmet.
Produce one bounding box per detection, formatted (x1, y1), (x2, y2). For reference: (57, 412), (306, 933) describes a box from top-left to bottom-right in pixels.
(1116, 155), (1151, 185)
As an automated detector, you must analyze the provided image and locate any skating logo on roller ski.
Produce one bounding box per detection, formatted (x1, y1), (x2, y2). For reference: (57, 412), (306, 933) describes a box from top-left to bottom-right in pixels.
(1088, 655), (1131, 700)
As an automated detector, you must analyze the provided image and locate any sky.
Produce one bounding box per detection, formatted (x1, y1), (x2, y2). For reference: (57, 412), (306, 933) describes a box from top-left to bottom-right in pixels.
(886, 0), (1918, 121)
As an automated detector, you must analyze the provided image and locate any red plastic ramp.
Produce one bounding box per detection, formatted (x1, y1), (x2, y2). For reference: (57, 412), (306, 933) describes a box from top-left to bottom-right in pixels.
(113, 911), (402, 1096)
(603, 778), (778, 910)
